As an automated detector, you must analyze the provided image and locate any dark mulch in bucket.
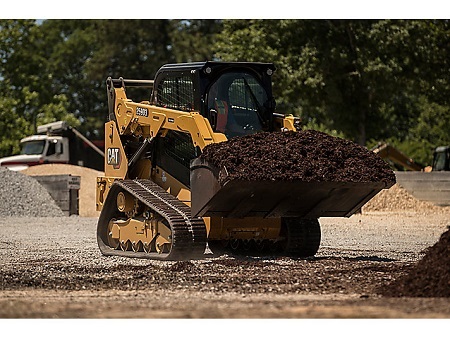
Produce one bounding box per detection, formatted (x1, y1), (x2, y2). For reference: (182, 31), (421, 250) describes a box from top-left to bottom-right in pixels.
(200, 130), (396, 186)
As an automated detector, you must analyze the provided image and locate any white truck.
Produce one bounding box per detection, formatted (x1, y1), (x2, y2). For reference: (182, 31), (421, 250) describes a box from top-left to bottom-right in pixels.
(0, 121), (104, 171)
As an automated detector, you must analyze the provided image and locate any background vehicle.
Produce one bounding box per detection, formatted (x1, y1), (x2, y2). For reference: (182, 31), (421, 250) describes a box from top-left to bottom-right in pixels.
(431, 146), (450, 172)
(373, 142), (450, 206)
(372, 142), (424, 171)
(0, 121), (104, 171)
(372, 142), (450, 172)
(96, 61), (394, 261)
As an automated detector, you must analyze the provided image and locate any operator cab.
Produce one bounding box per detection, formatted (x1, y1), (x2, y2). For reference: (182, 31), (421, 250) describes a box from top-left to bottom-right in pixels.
(150, 62), (276, 186)
(152, 61), (276, 138)
(432, 146), (450, 171)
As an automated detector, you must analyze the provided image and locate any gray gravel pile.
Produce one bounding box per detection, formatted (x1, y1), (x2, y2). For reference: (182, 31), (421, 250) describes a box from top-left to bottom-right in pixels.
(0, 167), (64, 217)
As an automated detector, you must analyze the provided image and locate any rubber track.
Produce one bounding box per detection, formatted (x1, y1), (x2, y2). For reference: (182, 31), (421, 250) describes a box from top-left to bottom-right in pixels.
(97, 179), (207, 260)
(282, 218), (321, 257)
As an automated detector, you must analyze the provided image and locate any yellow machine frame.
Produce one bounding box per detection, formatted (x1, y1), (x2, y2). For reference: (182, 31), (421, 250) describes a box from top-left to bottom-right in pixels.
(96, 85), (297, 241)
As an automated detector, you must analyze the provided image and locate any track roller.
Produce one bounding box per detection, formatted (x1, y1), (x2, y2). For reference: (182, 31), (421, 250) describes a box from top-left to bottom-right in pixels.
(97, 179), (207, 260)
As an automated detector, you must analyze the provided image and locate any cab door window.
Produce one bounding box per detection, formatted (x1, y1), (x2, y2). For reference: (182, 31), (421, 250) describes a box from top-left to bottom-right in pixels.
(46, 140), (56, 156)
(207, 72), (268, 138)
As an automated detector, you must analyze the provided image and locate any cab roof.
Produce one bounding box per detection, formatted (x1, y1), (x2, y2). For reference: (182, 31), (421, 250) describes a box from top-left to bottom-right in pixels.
(157, 61), (275, 74)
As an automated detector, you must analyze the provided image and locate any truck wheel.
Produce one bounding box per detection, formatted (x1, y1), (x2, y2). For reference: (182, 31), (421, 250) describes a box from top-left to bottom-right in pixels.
(280, 218), (321, 258)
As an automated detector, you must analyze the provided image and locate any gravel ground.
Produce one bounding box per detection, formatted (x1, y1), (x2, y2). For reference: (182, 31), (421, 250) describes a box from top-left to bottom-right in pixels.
(1, 164), (449, 321)
(0, 211), (449, 319)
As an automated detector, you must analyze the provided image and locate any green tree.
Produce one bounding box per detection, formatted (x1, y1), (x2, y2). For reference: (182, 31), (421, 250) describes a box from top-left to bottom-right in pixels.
(4, 18), (445, 166)
(0, 96), (31, 156)
(0, 19), (74, 156)
(169, 20), (223, 63)
(34, 19), (220, 137)
(0, 19), (222, 156)
(215, 19), (450, 156)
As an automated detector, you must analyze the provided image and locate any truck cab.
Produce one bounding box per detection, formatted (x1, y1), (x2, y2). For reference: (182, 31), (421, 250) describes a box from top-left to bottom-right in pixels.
(0, 120), (105, 171)
(0, 134), (69, 171)
(432, 146), (450, 171)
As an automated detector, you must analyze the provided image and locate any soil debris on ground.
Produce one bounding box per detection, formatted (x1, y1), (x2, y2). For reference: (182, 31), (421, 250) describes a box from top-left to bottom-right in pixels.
(200, 130), (396, 185)
(1, 213), (449, 318)
(379, 228), (450, 298)
(0, 215), (444, 297)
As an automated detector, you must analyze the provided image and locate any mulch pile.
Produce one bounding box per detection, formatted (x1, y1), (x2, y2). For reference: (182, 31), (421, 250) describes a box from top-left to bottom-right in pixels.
(380, 228), (450, 297)
(200, 130), (396, 185)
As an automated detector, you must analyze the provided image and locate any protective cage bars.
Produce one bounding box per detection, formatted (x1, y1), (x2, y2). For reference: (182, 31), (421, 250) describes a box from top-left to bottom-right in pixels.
(156, 76), (195, 112)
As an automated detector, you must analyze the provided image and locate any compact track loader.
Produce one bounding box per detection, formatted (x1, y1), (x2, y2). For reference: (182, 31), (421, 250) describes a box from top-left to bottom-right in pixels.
(96, 61), (393, 260)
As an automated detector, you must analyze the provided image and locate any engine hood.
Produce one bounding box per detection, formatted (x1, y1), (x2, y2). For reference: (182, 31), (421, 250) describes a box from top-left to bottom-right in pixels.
(0, 154), (43, 171)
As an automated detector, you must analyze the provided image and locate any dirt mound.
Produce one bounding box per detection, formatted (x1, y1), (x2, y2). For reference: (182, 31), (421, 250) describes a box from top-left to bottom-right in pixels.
(200, 130), (396, 185)
(380, 228), (450, 297)
(0, 167), (64, 217)
(22, 164), (103, 217)
(362, 184), (450, 213)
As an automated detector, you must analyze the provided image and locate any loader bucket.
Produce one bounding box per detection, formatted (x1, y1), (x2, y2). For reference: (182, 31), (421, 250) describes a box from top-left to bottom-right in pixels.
(190, 158), (394, 219)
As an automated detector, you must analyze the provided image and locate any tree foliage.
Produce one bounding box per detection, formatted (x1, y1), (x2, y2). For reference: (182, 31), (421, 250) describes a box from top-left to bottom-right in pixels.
(215, 19), (449, 166)
(0, 19), (218, 156)
(169, 20), (223, 63)
(0, 19), (448, 167)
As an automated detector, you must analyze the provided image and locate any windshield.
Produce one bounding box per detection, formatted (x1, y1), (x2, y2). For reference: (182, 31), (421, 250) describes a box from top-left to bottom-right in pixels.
(20, 140), (46, 155)
(207, 72), (268, 138)
(433, 151), (446, 171)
